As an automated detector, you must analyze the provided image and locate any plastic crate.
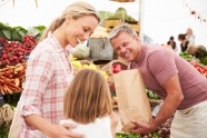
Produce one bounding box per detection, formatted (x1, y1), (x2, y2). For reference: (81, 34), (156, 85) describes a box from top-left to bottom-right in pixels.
(88, 38), (114, 61)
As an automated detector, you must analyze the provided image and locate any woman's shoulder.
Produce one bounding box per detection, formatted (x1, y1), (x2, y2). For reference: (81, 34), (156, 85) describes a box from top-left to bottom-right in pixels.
(29, 38), (60, 59)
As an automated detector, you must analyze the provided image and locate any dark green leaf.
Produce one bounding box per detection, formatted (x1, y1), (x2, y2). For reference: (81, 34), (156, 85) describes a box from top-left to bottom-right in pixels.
(11, 29), (21, 41)
(2, 30), (11, 40)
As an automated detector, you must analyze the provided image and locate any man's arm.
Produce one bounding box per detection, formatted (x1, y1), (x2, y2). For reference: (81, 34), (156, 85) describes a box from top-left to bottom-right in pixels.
(131, 75), (184, 134)
(151, 74), (184, 127)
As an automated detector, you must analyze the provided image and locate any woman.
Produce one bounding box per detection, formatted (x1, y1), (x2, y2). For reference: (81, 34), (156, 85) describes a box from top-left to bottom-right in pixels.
(15, 1), (100, 138)
(61, 69), (118, 138)
(178, 33), (189, 52)
(167, 36), (176, 50)
(186, 28), (195, 45)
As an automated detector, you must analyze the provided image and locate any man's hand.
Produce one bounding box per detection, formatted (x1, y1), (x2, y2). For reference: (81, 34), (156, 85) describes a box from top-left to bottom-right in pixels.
(130, 120), (157, 134)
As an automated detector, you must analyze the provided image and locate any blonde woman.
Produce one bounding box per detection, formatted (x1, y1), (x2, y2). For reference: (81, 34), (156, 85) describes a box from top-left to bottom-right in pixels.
(186, 28), (195, 45)
(12, 1), (100, 138)
(61, 69), (118, 138)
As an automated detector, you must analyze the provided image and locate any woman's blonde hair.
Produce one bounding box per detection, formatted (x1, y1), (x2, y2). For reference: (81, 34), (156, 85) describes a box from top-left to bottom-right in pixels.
(63, 69), (112, 124)
(39, 1), (100, 42)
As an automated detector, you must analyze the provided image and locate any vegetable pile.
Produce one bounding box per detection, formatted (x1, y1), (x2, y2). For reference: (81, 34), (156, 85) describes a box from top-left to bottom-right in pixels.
(0, 104), (15, 138)
(0, 63), (26, 94)
(0, 35), (37, 67)
(146, 89), (160, 100)
(116, 131), (159, 138)
(115, 117), (173, 138)
(106, 7), (137, 23)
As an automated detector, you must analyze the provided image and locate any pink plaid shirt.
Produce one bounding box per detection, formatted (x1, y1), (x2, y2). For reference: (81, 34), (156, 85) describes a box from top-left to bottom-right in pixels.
(19, 32), (73, 138)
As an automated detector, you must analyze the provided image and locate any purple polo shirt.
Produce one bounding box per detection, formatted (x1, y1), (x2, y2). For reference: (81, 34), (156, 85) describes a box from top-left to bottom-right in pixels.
(129, 45), (207, 109)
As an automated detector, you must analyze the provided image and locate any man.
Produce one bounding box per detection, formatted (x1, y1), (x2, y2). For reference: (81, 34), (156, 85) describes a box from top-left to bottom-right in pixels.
(109, 24), (207, 138)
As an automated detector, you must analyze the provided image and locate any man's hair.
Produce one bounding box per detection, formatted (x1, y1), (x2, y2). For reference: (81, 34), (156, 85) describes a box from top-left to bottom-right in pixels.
(109, 23), (138, 42)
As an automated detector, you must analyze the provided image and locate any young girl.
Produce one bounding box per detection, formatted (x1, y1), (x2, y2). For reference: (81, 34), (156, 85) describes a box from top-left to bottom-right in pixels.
(61, 69), (118, 138)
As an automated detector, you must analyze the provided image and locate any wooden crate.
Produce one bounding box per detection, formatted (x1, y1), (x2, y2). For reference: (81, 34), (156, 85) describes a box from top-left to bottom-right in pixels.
(104, 20), (121, 32)
(129, 24), (139, 32)
(104, 19), (140, 32)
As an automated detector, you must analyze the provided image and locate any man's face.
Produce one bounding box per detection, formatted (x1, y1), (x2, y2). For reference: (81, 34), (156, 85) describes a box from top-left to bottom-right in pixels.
(110, 32), (141, 62)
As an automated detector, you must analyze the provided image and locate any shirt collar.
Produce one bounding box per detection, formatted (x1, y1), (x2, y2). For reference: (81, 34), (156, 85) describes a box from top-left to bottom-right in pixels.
(48, 32), (72, 53)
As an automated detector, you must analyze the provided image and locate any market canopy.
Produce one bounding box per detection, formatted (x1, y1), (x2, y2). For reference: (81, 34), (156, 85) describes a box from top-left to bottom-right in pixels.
(0, 0), (207, 47)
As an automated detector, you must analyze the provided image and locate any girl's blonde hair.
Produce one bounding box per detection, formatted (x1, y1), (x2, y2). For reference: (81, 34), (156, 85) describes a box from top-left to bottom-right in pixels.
(39, 1), (100, 42)
(63, 69), (112, 124)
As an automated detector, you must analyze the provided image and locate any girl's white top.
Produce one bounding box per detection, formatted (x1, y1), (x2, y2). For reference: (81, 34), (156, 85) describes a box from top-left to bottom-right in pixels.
(60, 116), (112, 138)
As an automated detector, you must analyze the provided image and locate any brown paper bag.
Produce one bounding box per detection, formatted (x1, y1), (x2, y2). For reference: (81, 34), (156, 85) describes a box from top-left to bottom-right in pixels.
(113, 69), (152, 132)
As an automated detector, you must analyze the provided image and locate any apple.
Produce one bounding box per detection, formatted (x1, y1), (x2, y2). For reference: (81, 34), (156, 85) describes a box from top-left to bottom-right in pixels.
(112, 63), (122, 73)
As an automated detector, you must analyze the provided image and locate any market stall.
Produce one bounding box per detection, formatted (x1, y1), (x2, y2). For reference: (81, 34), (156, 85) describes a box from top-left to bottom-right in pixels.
(1, 0), (207, 138)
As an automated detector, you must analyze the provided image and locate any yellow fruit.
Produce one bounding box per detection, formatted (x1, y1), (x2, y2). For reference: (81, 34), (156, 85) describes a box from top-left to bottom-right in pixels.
(69, 54), (77, 61)
(99, 70), (107, 76)
(82, 64), (90, 68)
(71, 61), (82, 68)
(99, 70), (109, 80)
(88, 63), (97, 70)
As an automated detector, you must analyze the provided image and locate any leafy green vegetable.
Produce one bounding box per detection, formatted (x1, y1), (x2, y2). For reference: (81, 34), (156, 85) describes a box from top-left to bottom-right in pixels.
(2, 30), (11, 40)
(116, 132), (140, 138)
(106, 7), (136, 22)
(11, 29), (21, 41)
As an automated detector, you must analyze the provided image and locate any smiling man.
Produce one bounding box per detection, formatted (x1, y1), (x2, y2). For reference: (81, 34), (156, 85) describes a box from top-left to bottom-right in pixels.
(109, 23), (207, 138)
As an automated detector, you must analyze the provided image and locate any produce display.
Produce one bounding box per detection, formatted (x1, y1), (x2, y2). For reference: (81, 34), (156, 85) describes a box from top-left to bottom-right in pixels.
(116, 132), (158, 138)
(0, 34), (37, 95)
(90, 26), (109, 38)
(104, 7), (139, 32)
(180, 51), (207, 77)
(0, 22), (45, 41)
(115, 117), (173, 138)
(193, 63), (207, 77)
(179, 51), (194, 61)
(0, 104), (14, 138)
(71, 59), (109, 80)
(0, 35), (37, 67)
(0, 63), (26, 94)
(0, 26), (39, 137)
(116, 132), (140, 138)
(187, 45), (207, 65)
(106, 7), (137, 23)
(146, 89), (160, 100)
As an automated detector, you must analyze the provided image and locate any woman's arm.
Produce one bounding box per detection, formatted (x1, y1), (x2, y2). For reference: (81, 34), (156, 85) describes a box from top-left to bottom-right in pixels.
(25, 114), (84, 138)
